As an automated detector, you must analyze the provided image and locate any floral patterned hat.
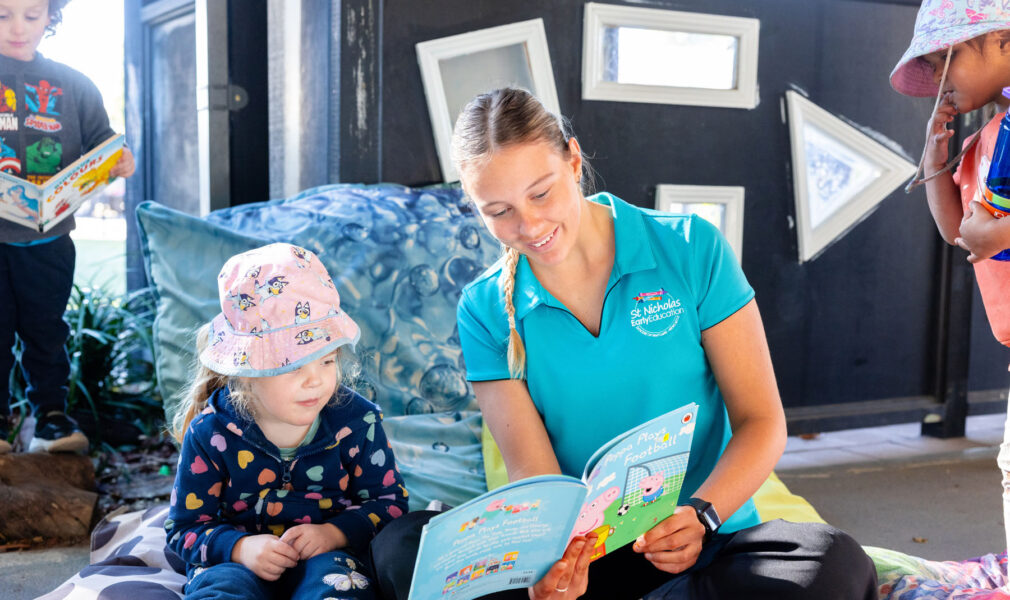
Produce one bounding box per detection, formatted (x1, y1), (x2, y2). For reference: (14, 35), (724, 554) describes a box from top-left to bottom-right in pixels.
(891, 0), (1010, 97)
(199, 243), (361, 377)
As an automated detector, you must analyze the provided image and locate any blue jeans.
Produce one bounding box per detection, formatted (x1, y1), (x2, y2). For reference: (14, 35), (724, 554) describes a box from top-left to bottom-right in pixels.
(0, 235), (74, 415)
(185, 551), (376, 600)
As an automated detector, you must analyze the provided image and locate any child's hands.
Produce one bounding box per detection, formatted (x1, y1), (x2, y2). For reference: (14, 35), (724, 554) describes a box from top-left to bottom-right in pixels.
(230, 533), (299, 581)
(280, 523), (348, 560)
(956, 201), (1010, 262)
(632, 505), (705, 574)
(924, 92), (957, 175)
(110, 147), (135, 178)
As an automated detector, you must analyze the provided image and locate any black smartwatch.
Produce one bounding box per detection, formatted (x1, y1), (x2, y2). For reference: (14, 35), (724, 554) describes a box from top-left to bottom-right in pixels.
(684, 497), (722, 541)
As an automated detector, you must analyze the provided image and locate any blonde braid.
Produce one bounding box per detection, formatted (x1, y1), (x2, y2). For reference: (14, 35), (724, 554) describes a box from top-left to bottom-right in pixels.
(502, 247), (526, 379)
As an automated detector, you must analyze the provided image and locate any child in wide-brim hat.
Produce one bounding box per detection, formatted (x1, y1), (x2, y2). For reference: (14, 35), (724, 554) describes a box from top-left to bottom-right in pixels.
(893, 0), (1010, 571)
(166, 243), (408, 599)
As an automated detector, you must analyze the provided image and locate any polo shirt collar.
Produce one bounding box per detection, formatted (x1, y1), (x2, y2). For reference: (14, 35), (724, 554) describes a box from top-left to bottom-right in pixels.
(509, 192), (657, 320)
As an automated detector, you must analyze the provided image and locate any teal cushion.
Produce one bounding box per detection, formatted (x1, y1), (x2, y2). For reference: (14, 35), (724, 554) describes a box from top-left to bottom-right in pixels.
(136, 183), (502, 509)
(136, 201), (265, 424)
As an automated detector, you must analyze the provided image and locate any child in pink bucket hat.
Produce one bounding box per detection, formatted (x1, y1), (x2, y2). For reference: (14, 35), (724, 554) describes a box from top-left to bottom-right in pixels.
(166, 243), (408, 599)
(200, 242), (361, 376)
(894, 0), (1010, 576)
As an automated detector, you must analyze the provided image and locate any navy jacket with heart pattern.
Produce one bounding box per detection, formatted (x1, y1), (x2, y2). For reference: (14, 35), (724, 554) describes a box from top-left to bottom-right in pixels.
(165, 385), (409, 568)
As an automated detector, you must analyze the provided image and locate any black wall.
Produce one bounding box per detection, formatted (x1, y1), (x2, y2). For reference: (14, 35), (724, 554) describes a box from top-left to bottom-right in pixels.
(369, 0), (1010, 418)
(124, 0), (1010, 428)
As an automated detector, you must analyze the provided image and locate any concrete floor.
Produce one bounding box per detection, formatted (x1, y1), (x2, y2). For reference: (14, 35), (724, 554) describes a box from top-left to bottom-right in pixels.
(781, 449), (1005, 561)
(0, 544), (90, 600)
(3, 414), (1008, 599)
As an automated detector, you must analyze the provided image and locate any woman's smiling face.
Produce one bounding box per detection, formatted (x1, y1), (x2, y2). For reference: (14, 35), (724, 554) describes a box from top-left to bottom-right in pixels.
(463, 138), (584, 268)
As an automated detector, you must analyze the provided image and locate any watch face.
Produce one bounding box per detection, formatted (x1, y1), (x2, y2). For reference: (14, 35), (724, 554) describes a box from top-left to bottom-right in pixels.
(701, 510), (720, 531)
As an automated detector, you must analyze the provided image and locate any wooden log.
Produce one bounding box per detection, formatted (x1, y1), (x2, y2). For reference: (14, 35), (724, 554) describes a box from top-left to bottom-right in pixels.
(0, 453), (96, 543)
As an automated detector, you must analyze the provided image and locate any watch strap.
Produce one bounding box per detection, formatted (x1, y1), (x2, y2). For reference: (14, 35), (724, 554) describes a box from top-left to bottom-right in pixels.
(685, 497), (722, 539)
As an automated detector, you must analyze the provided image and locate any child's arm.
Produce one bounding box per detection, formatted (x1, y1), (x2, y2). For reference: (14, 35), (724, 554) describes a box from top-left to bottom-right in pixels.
(956, 201), (1010, 262)
(165, 429), (249, 569)
(924, 93), (963, 244)
(322, 408), (409, 553)
(76, 74), (135, 179)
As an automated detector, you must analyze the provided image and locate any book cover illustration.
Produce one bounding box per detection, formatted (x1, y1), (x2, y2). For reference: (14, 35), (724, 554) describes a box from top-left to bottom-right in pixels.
(409, 476), (587, 600)
(575, 402), (698, 561)
(408, 403), (698, 600)
(0, 134), (124, 233)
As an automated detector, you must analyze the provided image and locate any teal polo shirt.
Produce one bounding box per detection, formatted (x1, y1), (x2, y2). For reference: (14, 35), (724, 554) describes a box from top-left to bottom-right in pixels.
(457, 192), (760, 533)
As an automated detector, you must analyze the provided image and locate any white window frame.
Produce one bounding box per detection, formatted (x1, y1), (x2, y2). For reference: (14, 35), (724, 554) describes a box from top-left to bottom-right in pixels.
(785, 90), (916, 262)
(416, 18), (560, 182)
(582, 3), (759, 109)
(655, 184), (745, 261)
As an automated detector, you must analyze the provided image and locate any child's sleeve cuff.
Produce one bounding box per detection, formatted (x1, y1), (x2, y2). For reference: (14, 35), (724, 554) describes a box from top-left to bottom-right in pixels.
(327, 510), (375, 550)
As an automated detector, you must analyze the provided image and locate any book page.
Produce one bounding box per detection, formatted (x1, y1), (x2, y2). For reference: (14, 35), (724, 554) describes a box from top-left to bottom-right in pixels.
(38, 134), (124, 232)
(409, 475), (587, 600)
(0, 170), (41, 230)
(574, 403), (698, 561)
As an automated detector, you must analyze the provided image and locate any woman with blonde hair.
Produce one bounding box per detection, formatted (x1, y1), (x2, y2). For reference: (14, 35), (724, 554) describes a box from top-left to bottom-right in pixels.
(371, 88), (877, 600)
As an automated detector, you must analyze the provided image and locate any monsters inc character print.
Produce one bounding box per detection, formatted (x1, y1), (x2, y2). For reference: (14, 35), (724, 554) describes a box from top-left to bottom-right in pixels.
(0, 136), (19, 174)
(26, 136), (61, 178)
(25, 79), (62, 115)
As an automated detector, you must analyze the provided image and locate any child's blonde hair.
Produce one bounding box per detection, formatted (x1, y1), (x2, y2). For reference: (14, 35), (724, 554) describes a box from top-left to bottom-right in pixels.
(451, 88), (594, 380)
(172, 323), (356, 443)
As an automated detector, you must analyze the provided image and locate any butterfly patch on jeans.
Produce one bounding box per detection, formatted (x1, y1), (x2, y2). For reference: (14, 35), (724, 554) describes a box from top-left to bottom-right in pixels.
(323, 571), (370, 591)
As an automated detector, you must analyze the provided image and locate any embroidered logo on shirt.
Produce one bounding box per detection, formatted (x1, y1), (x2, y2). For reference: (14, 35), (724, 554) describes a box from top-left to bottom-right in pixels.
(629, 287), (684, 337)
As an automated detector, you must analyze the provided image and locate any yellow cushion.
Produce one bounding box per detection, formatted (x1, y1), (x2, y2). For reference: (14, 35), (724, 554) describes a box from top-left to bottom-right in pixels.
(752, 471), (826, 524)
(483, 422), (510, 491)
(482, 422), (826, 524)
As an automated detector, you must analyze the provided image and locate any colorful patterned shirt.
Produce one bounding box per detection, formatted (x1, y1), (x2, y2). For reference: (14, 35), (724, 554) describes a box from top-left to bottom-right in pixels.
(0, 52), (114, 243)
(165, 385), (409, 569)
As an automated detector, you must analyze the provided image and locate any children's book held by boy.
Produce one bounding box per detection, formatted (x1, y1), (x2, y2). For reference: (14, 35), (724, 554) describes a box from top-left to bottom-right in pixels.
(408, 402), (699, 600)
(0, 134), (125, 233)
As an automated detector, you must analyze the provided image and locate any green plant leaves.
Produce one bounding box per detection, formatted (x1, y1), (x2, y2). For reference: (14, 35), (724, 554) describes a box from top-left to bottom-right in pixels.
(10, 283), (163, 449)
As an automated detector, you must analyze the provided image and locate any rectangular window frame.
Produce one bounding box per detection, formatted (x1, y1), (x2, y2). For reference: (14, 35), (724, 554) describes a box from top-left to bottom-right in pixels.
(655, 184), (745, 261)
(416, 18), (560, 182)
(582, 3), (759, 109)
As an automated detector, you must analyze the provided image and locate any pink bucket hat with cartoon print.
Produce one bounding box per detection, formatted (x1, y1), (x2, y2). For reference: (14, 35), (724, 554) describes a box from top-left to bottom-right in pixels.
(200, 243), (361, 377)
(891, 0), (1010, 97)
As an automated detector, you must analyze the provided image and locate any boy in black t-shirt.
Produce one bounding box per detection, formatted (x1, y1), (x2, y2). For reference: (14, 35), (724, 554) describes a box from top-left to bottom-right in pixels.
(0, 0), (136, 454)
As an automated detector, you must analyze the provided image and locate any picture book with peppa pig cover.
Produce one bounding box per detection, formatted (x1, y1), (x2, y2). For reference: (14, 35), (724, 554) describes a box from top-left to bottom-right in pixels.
(407, 402), (698, 600)
(0, 133), (124, 233)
